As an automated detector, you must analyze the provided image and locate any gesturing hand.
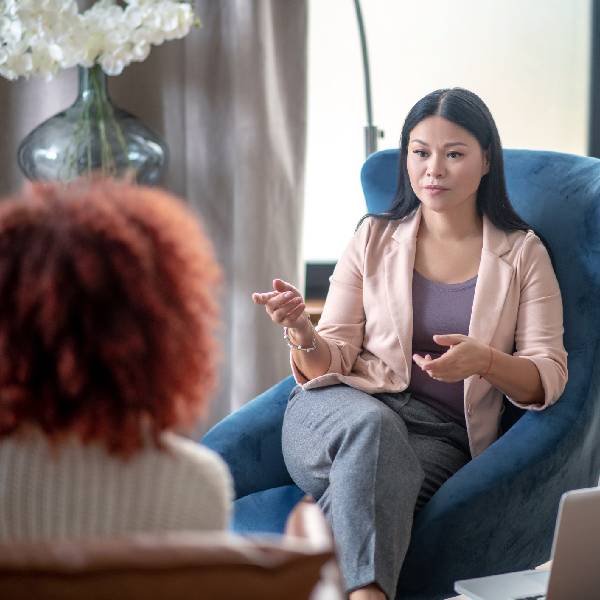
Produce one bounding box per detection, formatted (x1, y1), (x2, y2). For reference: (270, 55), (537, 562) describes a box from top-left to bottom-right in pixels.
(252, 278), (309, 330)
(412, 334), (490, 382)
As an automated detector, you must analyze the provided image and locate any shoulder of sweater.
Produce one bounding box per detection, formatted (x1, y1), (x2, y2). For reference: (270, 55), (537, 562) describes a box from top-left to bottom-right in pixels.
(0, 428), (232, 490)
(159, 432), (224, 466)
(159, 433), (233, 486)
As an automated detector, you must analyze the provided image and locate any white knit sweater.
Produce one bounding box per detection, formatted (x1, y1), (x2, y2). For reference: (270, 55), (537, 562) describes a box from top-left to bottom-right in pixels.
(0, 428), (233, 542)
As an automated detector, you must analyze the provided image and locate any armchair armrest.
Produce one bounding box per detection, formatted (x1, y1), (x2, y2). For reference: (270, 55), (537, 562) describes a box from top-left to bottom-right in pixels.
(398, 354), (598, 598)
(202, 376), (297, 499)
(284, 496), (333, 551)
(284, 496), (343, 600)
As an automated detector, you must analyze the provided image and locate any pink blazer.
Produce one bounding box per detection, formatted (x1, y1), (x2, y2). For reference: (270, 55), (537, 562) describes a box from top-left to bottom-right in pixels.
(292, 208), (568, 457)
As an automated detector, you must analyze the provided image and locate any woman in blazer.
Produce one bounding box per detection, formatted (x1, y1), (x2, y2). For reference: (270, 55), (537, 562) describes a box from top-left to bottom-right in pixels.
(253, 88), (567, 600)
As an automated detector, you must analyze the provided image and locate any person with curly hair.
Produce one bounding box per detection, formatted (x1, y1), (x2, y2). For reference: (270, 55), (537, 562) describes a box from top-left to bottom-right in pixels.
(0, 178), (232, 541)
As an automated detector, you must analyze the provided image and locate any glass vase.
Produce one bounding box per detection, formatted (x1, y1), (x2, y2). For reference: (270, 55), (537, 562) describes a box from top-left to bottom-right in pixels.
(17, 65), (168, 185)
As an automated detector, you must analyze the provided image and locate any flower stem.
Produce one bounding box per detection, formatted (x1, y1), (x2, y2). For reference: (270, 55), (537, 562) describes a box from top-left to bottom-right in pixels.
(65, 64), (133, 180)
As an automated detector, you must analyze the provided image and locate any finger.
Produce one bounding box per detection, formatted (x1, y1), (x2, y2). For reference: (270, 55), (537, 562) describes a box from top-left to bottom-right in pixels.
(425, 367), (444, 381)
(272, 302), (303, 325)
(415, 357), (432, 371)
(267, 290), (299, 312)
(273, 278), (300, 295)
(423, 351), (450, 368)
(433, 334), (465, 346)
(253, 292), (278, 305)
(252, 291), (278, 304)
(426, 361), (460, 381)
(413, 353), (436, 369)
(412, 354), (426, 368)
(271, 296), (303, 322)
(286, 302), (307, 322)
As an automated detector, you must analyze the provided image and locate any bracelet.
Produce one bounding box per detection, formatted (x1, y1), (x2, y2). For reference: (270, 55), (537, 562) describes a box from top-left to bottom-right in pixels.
(479, 346), (494, 378)
(283, 316), (317, 353)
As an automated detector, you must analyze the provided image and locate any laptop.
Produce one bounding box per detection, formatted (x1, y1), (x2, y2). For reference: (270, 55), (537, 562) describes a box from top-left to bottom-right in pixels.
(454, 486), (600, 600)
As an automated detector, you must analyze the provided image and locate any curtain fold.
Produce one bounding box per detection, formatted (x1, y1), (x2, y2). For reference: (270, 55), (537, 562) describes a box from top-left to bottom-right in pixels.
(0, 0), (308, 430)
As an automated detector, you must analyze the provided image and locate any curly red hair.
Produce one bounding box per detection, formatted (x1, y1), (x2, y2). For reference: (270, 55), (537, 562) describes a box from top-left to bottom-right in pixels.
(0, 178), (221, 456)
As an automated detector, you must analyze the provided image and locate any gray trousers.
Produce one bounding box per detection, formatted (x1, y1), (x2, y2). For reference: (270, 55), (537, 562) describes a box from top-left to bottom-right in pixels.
(281, 384), (470, 600)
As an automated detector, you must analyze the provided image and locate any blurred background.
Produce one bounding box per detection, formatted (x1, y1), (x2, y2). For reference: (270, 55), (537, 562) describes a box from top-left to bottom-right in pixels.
(0, 0), (595, 430)
(305, 0), (591, 262)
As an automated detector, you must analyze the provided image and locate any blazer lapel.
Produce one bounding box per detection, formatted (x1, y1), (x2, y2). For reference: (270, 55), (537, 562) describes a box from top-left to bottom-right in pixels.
(381, 210), (514, 401)
(383, 209), (422, 382)
(465, 216), (514, 405)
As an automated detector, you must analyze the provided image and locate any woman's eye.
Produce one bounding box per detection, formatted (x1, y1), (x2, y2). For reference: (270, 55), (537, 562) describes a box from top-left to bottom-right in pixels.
(447, 151), (463, 159)
(413, 150), (428, 157)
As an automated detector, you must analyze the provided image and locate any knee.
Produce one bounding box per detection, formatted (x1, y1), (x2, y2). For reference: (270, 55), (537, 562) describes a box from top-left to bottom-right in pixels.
(281, 428), (327, 499)
(347, 403), (402, 442)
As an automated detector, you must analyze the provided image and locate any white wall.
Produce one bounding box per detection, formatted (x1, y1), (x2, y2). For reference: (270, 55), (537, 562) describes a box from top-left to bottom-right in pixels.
(304, 0), (591, 262)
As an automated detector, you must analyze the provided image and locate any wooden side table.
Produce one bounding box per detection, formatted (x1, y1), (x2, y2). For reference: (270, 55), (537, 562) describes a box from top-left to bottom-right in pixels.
(305, 298), (325, 326)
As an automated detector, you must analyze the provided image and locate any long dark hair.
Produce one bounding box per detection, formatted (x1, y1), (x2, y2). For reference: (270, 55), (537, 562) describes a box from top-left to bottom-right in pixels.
(361, 88), (531, 234)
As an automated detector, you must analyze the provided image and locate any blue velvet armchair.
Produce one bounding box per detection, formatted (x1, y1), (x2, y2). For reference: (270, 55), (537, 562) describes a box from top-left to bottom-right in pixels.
(202, 149), (600, 600)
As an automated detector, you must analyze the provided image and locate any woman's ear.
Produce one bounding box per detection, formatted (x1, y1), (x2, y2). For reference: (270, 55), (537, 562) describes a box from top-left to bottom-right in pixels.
(482, 149), (490, 176)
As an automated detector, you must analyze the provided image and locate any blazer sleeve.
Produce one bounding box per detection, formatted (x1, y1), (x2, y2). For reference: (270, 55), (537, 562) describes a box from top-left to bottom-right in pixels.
(507, 232), (568, 410)
(290, 218), (369, 384)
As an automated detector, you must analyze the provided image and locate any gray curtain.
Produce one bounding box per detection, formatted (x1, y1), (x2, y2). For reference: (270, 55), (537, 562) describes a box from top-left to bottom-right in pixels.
(0, 0), (308, 431)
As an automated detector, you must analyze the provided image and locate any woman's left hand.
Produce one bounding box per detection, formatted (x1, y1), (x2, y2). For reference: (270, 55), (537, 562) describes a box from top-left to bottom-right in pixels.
(412, 334), (490, 382)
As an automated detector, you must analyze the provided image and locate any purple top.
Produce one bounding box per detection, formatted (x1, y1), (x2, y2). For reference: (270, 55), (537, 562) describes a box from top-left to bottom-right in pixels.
(407, 270), (477, 425)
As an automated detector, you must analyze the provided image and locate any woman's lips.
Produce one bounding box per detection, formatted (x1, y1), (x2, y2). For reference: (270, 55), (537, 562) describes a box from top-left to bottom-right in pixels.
(423, 185), (449, 195)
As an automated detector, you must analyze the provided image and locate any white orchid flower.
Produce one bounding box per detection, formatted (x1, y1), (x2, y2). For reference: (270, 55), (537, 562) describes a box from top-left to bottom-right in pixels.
(0, 0), (198, 80)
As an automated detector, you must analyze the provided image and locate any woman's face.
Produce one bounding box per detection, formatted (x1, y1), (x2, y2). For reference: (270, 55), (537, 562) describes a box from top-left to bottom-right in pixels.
(406, 115), (489, 214)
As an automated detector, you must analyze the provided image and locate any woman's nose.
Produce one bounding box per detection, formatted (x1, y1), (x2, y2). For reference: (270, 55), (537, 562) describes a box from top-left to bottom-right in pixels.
(426, 155), (445, 179)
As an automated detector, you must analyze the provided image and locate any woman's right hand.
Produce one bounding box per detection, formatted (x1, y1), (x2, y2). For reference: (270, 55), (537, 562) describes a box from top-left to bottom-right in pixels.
(252, 278), (310, 330)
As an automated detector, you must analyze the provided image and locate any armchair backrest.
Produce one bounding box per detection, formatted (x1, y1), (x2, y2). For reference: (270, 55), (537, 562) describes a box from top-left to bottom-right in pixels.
(360, 148), (600, 356)
(0, 531), (332, 600)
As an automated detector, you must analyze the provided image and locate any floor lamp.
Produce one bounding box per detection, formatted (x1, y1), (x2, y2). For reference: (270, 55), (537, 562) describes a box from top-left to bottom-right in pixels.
(353, 0), (384, 158)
